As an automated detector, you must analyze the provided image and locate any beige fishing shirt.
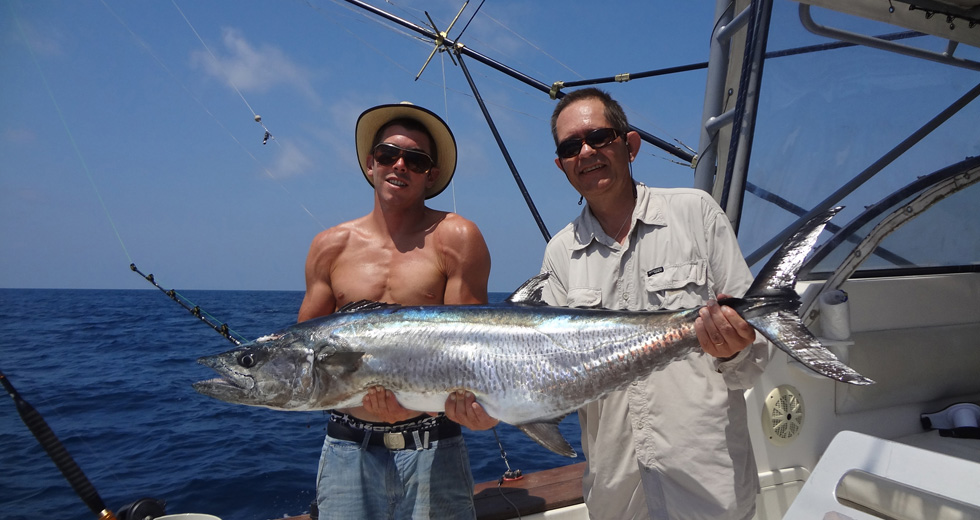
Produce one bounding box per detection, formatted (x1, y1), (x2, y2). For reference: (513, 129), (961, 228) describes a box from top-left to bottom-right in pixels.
(540, 184), (769, 520)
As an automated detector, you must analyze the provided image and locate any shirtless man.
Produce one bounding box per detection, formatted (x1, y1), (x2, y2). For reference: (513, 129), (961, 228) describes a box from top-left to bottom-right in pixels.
(300, 103), (495, 519)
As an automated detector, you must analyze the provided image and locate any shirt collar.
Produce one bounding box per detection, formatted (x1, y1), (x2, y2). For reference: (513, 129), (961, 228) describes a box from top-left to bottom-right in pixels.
(569, 182), (666, 251)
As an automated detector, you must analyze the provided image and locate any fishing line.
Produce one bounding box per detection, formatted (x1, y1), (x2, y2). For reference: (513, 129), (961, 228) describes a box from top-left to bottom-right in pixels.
(439, 52), (460, 215)
(478, 10), (585, 82)
(11, 1), (134, 267)
(170, 0), (275, 143)
(103, 0), (327, 228)
(322, 0), (431, 48)
(168, 1), (334, 229)
(35, 3), (254, 349)
(491, 426), (524, 519)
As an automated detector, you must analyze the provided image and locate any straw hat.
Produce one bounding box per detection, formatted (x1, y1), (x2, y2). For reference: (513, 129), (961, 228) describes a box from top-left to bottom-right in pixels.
(355, 102), (457, 200)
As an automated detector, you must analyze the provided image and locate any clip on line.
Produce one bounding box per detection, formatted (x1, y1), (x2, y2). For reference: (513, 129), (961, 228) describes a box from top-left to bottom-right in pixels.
(130, 264), (241, 345)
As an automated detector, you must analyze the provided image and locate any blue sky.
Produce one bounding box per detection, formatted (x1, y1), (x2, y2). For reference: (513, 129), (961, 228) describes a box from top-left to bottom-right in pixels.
(3, 0), (977, 292)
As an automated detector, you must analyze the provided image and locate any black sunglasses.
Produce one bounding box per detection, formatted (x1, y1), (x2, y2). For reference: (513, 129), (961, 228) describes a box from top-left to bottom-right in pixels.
(372, 143), (435, 174)
(556, 127), (623, 159)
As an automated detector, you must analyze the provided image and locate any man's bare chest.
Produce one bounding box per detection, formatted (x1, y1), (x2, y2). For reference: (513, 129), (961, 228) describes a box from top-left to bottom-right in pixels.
(331, 246), (446, 306)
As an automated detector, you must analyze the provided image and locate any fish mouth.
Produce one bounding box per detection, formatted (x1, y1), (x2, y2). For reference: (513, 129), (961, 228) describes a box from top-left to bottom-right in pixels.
(192, 373), (254, 402)
(193, 355), (255, 399)
(194, 376), (245, 390)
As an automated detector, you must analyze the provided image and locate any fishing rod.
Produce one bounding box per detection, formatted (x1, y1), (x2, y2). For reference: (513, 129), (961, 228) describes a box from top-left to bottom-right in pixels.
(1, 370), (166, 520)
(130, 263), (243, 346)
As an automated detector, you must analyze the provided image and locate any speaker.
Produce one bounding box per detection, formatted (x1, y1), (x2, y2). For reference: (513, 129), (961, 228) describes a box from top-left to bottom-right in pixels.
(762, 385), (804, 446)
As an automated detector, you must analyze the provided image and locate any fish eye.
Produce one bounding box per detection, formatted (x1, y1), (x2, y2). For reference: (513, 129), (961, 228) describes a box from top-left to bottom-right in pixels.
(238, 352), (256, 368)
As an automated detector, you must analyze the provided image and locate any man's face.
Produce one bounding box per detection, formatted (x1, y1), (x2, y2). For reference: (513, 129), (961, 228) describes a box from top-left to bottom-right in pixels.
(553, 98), (632, 199)
(366, 124), (438, 203)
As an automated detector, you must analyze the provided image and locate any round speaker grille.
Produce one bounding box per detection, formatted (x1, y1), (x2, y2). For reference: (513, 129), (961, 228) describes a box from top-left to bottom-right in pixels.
(762, 385), (804, 446)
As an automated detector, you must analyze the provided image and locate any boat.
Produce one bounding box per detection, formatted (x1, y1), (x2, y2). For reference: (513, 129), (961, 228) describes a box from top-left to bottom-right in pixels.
(276, 0), (980, 519)
(5, 1), (978, 519)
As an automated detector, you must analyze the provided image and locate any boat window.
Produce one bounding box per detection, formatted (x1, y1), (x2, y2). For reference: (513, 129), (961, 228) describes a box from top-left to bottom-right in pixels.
(735, 3), (980, 277)
(806, 178), (980, 276)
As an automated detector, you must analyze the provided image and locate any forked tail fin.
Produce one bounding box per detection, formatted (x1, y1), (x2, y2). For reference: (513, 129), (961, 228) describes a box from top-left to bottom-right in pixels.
(725, 208), (874, 385)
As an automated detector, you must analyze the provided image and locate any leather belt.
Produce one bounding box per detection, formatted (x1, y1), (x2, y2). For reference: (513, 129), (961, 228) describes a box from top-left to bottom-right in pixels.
(326, 412), (461, 451)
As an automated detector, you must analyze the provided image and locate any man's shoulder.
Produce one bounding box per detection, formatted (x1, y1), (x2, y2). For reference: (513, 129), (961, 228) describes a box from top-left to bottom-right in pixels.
(432, 210), (485, 240)
(638, 185), (723, 218)
(309, 217), (369, 253)
(544, 221), (578, 250)
(435, 209), (475, 226)
(639, 184), (714, 204)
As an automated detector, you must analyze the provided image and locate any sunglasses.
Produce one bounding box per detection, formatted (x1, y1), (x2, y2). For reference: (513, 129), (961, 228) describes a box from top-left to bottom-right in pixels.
(555, 127), (623, 159)
(372, 143), (435, 174)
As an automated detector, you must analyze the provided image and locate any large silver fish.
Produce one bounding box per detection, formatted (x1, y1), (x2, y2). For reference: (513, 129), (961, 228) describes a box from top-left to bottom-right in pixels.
(194, 208), (872, 456)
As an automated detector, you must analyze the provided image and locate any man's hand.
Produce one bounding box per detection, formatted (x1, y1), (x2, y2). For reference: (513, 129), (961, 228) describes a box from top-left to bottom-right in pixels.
(362, 385), (423, 423)
(443, 390), (498, 431)
(695, 295), (756, 359)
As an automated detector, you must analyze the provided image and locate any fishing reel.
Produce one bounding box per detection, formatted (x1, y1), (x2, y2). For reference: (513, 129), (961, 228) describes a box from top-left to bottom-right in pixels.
(116, 498), (167, 520)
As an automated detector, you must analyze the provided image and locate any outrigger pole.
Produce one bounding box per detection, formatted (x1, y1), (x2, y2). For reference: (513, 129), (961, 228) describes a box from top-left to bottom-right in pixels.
(342, 3), (697, 158)
(456, 50), (553, 242)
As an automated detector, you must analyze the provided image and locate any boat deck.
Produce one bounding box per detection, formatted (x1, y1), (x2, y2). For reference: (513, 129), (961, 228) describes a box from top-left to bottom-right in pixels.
(473, 462), (585, 520)
(281, 462), (585, 520)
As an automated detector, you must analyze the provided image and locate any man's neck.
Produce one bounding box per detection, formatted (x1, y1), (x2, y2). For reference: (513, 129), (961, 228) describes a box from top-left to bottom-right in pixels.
(372, 198), (431, 239)
(588, 183), (637, 243)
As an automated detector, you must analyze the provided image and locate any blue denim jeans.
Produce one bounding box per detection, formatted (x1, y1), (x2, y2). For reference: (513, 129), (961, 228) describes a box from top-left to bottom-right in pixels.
(315, 431), (476, 519)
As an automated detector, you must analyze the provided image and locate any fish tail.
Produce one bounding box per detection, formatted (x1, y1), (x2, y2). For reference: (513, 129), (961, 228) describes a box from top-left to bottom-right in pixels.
(724, 208), (874, 385)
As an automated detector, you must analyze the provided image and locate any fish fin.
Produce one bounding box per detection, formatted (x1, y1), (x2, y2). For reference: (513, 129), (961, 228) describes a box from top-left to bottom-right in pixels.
(506, 273), (550, 305)
(337, 300), (401, 313)
(726, 207), (873, 385)
(516, 417), (577, 457)
(317, 351), (364, 375)
(748, 311), (873, 385)
(746, 207), (842, 297)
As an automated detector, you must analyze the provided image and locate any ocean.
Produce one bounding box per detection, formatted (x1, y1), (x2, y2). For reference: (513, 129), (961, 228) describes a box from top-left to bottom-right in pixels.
(0, 289), (581, 520)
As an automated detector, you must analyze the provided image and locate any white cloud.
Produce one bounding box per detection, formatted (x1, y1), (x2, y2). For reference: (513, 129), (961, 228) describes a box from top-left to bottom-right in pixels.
(268, 140), (314, 179)
(191, 27), (319, 104)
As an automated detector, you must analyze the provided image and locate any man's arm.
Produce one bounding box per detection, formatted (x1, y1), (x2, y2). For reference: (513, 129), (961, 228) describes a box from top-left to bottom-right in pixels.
(298, 230), (339, 322)
(441, 214), (491, 305)
(439, 214), (497, 430)
(696, 198), (768, 387)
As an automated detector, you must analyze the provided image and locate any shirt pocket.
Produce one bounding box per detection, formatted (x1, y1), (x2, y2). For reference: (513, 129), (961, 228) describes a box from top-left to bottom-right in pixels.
(567, 287), (603, 309)
(644, 259), (709, 310)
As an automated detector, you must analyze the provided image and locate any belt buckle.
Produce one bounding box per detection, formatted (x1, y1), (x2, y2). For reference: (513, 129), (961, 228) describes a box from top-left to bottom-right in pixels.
(383, 432), (406, 450)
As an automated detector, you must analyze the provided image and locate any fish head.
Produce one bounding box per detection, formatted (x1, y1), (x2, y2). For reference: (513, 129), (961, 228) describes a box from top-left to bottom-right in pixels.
(193, 331), (323, 410)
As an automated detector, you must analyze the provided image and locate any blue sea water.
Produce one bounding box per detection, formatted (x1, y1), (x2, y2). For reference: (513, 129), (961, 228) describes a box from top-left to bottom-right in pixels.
(0, 289), (580, 520)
